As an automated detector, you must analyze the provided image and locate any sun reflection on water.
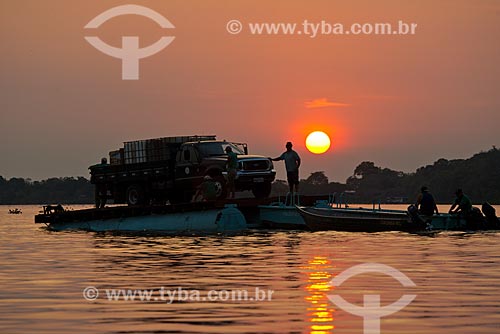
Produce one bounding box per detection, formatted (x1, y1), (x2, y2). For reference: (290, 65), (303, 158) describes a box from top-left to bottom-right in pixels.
(303, 256), (336, 334)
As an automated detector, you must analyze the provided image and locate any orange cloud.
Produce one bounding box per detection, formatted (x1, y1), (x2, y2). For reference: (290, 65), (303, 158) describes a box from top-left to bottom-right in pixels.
(305, 98), (350, 109)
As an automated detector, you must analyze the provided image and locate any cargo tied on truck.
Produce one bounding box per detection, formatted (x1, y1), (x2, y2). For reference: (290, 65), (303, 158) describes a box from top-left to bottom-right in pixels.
(89, 135), (276, 206)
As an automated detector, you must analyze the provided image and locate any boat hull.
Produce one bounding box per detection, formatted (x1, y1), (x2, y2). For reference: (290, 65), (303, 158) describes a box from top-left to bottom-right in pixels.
(42, 206), (247, 233)
(411, 214), (468, 230)
(297, 206), (488, 232)
(259, 205), (306, 229)
(258, 198), (334, 229)
(297, 206), (421, 232)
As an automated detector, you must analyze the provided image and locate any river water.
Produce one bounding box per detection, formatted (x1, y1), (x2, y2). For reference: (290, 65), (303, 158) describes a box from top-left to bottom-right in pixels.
(1, 205), (499, 333)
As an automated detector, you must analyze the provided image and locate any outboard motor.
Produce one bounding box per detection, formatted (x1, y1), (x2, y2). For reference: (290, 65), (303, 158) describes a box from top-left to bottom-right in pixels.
(467, 207), (485, 230)
(482, 202), (499, 229)
(408, 205), (424, 224)
(407, 204), (433, 230)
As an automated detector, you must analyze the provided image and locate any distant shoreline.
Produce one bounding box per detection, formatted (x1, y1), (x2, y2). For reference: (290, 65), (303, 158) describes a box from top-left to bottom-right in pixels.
(1, 147), (499, 205)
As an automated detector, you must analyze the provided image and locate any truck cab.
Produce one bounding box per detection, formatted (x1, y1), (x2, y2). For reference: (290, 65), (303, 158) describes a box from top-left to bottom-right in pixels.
(175, 141), (276, 199)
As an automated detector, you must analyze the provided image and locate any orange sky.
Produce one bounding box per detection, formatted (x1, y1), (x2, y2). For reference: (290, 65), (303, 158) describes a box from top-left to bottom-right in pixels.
(1, 0), (499, 182)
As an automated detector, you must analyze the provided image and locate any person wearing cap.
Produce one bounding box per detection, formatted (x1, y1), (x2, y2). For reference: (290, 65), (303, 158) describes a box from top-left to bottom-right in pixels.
(271, 142), (301, 194)
(449, 189), (472, 215)
(225, 146), (238, 199)
(416, 186), (439, 216)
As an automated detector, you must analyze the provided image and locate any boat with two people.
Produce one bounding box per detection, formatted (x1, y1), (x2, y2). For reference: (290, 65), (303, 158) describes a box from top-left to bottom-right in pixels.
(297, 202), (499, 232)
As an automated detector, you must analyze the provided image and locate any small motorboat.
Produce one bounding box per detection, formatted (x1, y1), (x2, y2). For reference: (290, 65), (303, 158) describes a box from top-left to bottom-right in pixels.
(259, 194), (336, 229)
(8, 208), (22, 214)
(298, 204), (499, 232)
(296, 206), (423, 232)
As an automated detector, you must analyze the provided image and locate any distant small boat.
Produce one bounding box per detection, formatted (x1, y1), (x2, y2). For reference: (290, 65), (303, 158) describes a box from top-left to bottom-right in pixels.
(8, 209), (22, 215)
(296, 206), (421, 232)
(385, 197), (408, 204)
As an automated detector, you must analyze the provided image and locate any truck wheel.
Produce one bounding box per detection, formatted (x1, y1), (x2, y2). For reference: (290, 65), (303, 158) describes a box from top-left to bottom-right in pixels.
(126, 185), (146, 206)
(252, 182), (272, 199)
(213, 176), (228, 199)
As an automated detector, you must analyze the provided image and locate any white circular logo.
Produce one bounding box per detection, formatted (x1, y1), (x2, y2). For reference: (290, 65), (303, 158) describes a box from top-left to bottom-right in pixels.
(185, 167), (190, 174)
(328, 263), (417, 334)
(84, 5), (175, 80)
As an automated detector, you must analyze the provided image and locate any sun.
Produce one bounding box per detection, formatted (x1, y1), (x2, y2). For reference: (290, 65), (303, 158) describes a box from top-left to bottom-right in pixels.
(306, 131), (331, 154)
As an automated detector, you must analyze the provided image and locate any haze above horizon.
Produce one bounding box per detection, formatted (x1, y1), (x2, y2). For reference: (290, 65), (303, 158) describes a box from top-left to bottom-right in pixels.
(1, 0), (499, 182)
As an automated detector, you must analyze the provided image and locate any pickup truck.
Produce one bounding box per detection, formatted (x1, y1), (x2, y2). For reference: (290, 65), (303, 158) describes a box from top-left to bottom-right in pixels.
(89, 135), (276, 205)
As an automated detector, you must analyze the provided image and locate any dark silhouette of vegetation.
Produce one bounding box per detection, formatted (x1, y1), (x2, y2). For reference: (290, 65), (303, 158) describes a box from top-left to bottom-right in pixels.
(0, 177), (93, 204)
(1, 147), (499, 204)
(345, 147), (500, 203)
(272, 147), (500, 204)
(271, 171), (347, 197)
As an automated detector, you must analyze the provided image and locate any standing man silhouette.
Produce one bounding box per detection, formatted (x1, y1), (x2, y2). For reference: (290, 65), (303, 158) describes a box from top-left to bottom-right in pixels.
(271, 142), (301, 194)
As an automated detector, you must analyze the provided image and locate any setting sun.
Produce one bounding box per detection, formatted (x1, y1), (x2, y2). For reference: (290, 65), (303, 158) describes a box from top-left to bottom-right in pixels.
(306, 131), (331, 154)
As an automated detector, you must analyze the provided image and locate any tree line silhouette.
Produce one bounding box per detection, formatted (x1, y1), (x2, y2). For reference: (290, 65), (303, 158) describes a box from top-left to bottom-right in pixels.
(0, 177), (93, 204)
(274, 147), (500, 204)
(1, 147), (499, 204)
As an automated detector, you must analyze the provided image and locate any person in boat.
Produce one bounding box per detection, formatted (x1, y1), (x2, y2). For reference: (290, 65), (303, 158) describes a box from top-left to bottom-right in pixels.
(271, 142), (301, 194)
(416, 186), (439, 216)
(449, 188), (472, 216)
(225, 146), (238, 199)
(193, 175), (217, 202)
